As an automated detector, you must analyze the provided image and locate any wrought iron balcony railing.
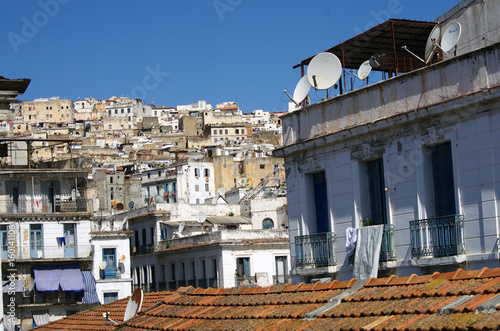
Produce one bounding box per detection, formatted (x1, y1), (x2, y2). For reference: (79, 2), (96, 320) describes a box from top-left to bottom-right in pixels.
(235, 276), (256, 288)
(4, 198), (90, 214)
(410, 214), (466, 258)
(7, 244), (93, 260)
(273, 275), (292, 285)
(101, 267), (121, 279)
(295, 232), (336, 268)
(380, 224), (396, 261)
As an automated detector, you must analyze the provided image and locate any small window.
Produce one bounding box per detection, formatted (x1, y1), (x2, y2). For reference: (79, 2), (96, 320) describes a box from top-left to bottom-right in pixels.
(260, 164), (265, 169)
(262, 218), (274, 229)
(110, 177), (113, 184)
(205, 183), (209, 191)
(204, 169), (210, 177)
(103, 292), (118, 304)
(195, 185), (199, 192)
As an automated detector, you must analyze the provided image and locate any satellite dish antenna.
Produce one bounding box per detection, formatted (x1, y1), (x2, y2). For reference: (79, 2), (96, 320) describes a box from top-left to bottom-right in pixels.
(283, 75), (311, 108)
(128, 201), (134, 209)
(357, 60), (372, 80)
(111, 199), (117, 207)
(307, 52), (342, 90)
(120, 255), (126, 262)
(369, 53), (385, 70)
(178, 221), (185, 233)
(425, 24), (441, 63)
(99, 261), (107, 270)
(195, 211), (206, 223)
(440, 22), (461, 53)
(293, 75), (311, 104)
(121, 216), (128, 230)
(350, 60), (372, 81)
(238, 177), (247, 187)
(154, 195), (163, 203)
(217, 187), (226, 197)
(123, 288), (143, 322)
(116, 203), (124, 210)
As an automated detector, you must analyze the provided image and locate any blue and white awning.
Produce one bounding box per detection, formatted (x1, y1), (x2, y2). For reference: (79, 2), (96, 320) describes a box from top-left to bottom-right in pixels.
(82, 270), (100, 304)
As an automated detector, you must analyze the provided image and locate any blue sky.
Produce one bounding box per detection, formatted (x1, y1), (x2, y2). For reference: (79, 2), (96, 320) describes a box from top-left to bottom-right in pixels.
(1, 0), (456, 113)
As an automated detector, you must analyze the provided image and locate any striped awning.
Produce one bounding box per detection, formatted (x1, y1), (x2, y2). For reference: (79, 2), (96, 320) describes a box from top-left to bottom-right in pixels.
(82, 271), (100, 304)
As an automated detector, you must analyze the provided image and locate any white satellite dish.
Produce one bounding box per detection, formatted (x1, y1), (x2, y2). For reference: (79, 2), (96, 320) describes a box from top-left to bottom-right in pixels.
(238, 177), (247, 187)
(178, 221), (185, 233)
(283, 75), (311, 108)
(351, 60), (372, 81)
(99, 261), (107, 270)
(195, 211), (206, 223)
(307, 52), (342, 90)
(293, 75), (311, 104)
(425, 24), (441, 63)
(123, 288), (143, 322)
(217, 187), (226, 197)
(154, 195), (164, 203)
(441, 22), (461, 53)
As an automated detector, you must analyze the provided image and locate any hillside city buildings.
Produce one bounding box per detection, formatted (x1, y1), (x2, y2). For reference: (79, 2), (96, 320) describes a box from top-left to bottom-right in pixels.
(1, 91), (289, 329)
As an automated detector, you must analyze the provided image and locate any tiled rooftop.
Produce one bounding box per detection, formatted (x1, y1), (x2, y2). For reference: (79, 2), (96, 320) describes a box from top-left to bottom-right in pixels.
(34, 267), (500, 330)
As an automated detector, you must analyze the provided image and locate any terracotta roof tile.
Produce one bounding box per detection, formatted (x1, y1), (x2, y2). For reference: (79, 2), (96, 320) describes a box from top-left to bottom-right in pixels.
(34, 267), (500, 331)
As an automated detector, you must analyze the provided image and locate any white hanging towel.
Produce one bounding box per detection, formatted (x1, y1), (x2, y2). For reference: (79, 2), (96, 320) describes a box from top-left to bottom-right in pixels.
(345, 227), (358, 258)
(353, 225), (384, 280)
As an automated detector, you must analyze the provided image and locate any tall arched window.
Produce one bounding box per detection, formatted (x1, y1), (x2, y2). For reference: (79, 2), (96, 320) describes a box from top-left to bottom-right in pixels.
(262, 218), (274, 229)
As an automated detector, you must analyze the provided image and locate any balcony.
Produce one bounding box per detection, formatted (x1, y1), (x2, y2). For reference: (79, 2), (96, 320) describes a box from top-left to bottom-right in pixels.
(410, 215), (466, 258)
(134, 244), (154, 255)
(8, 244), (93, 261)
(295, 232), (336, 268)
(380, 224), (396, 262)
(3, 197), (90, 214)
(235, 276), (256, 288)
(101, 267), (120, 279)
(273, 275), (292, 285)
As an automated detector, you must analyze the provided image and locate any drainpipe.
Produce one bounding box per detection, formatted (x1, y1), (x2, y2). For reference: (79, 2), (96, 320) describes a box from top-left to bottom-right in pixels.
(31, 177), (35, 213)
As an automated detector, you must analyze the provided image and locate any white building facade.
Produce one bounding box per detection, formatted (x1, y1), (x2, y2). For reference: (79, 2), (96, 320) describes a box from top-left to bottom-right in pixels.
(276, 0), (500, 282)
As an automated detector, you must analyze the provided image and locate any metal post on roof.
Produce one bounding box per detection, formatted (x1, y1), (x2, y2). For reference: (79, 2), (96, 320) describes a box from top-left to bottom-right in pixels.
(341, 48), (346, 94)
(301, 63), (306, 107)
(391, 19), (399, 74)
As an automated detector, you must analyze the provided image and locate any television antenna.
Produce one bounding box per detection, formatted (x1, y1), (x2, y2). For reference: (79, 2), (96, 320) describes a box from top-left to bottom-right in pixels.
(402, 24), (442, 64)
(178, 221), (185, 234)
(99, 261), (107, 270)
(439, 22), (462, 53)
(307, 52), (342, 96)
(350, 60), (372, 81)
(283, 75), (311, 108)
(123, 288), (143, 322)
(238, 177), (247, 187)
(128, 201), (135, 210)
(369, 53), (385, 70)
(425, 24), (441, 63)
(217, 187), (226, 197)
(212, 187), (226, 204)
(121, 216), (128, 230)
(195, 211), (206, 224)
